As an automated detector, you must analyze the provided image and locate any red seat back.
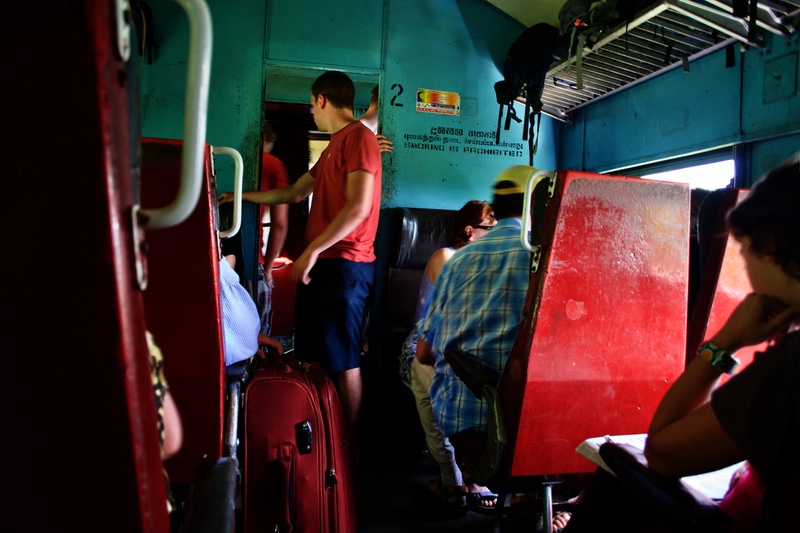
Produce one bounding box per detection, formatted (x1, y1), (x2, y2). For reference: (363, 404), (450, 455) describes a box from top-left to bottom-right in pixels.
(687, 188), (763, 381)
(141, 138), (225, 484)
(502, 171), (690, 476)
(12, 2), (169, 530)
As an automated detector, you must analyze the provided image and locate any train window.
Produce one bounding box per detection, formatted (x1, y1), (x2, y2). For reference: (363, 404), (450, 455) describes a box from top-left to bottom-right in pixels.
(641, 159), (734, 190)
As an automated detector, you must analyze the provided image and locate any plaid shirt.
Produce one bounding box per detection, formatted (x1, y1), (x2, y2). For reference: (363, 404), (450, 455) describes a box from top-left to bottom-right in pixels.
(420, 217), (531, 437)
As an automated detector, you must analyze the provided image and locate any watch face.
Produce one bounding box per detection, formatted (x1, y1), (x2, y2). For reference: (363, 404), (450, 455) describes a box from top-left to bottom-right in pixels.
(717, 354), (740, 375)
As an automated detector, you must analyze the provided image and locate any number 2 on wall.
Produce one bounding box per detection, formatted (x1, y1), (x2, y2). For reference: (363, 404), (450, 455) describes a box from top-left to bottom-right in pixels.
(390, 84), (404, 107)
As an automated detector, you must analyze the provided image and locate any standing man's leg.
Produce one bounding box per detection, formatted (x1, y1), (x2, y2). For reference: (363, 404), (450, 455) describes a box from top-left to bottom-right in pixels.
(295, 259), (373, 436)
(329, 259), (373, 435)
(337, 367), (362, 439)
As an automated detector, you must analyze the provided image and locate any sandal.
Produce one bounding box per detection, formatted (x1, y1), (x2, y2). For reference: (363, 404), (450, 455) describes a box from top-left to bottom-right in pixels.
(465, 484), (499, 515)
(427, 478), (468, 516)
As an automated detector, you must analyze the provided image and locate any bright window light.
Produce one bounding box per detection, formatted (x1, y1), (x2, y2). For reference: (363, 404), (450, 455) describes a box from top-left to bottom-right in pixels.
(641, 160), (734, 190)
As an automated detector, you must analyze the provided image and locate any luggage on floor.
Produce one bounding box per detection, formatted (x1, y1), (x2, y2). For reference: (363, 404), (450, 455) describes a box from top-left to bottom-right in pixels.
(242, 353), (357, 532)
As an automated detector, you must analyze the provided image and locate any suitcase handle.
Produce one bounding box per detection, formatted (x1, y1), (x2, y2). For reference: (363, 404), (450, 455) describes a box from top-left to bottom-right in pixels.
(278, 444), (295, 533)
(259, 350), (292, 374)
(256, 351), (313, 377)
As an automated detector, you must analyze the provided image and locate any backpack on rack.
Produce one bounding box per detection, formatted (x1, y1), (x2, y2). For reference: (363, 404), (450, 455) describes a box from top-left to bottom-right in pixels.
(558, 0), (651, 90)
(493, 23), (568, 166)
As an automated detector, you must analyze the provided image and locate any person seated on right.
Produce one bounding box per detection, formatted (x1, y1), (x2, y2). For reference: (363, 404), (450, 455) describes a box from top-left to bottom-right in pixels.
(398, 199), (497, 514)
(415, 166), (571, 520)
(417, 167), (535, 437)
(563, 156), (800, 532)
(399, 199), (496, 387)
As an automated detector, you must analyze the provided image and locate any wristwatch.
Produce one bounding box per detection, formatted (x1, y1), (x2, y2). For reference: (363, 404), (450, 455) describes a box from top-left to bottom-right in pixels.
(697, 341), (740, 375)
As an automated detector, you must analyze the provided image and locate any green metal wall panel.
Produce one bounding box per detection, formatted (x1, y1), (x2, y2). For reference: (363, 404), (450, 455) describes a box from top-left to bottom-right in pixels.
(742, 38), (800, 140)
(378, 0), (558, 209)
(142, 0), (268, 286)
(137, 0), (798, 279)
(266, 0), (385, 70)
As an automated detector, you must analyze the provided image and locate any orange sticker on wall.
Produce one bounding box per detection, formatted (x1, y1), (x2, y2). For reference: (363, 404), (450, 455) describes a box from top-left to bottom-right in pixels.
(416, 88), (460, 116)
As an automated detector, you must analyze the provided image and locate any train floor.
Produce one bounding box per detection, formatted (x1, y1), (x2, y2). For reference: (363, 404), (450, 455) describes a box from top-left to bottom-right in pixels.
(354, 369), (578, 532)
(355, 451), (560, 533)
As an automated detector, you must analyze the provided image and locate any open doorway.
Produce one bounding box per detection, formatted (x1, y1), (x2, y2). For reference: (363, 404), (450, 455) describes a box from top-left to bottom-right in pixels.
(262, 101), (327, 261)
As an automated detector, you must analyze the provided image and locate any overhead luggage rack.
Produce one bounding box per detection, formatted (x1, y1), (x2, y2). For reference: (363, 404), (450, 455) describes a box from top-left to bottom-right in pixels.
(540, 0), (799, 122)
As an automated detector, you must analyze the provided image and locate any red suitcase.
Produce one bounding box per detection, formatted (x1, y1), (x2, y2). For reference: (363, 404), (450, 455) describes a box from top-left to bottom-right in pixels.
(243, 353), (357, 532)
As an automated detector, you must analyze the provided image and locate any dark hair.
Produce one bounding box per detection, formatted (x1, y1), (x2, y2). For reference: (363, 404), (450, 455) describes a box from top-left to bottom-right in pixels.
(311, 71), (355, 111)
(370, 85), (379, 105)
(727, 157), (800, 280)
(492, 190), (525, 220)
(452, 200), (495, 248)
(264, 120), (277, 143)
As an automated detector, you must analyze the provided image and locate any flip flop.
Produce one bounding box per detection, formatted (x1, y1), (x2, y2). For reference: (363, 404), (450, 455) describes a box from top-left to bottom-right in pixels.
(466, 486), (499, 515)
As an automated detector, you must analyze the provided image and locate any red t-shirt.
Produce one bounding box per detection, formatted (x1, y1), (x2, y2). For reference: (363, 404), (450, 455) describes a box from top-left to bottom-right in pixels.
(307, 121), (382, 263)
(259, 152), (289, 264)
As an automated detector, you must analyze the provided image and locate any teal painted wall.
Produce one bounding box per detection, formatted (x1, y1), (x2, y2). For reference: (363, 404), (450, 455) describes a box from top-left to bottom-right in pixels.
(259, 0), (556, 210)
(378, 0), (558, 208)
(266, 0), (384, 70)
(142, 0), (268, 280)
(138, 1), (799, 283)
(750, 132), (800, 181)
(559, 33), (800, 183)
(140, 0), (555, 283)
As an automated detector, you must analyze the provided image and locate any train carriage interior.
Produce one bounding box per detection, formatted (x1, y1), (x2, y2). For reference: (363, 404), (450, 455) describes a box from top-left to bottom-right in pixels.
(9, 0), (798, 532)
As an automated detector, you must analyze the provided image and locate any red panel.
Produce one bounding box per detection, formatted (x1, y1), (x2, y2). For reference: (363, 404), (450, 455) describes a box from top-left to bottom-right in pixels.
(687, 189), (763, 384)
(504, 171), (689, 476)
(141, 138), (225, 484)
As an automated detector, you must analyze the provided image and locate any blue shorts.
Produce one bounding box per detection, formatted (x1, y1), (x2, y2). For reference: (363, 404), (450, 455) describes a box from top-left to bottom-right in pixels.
(294, 258), (374, 373)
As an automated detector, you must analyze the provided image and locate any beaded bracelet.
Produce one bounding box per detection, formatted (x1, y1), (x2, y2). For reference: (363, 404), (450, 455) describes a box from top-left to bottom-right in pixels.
(697, 341), (740, 375)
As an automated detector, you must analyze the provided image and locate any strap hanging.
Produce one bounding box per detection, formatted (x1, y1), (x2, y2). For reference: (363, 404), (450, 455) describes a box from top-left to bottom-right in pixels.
(747, 0), (759, 45)
(495, 103), (504, 144)
(522, 90), (531, 141)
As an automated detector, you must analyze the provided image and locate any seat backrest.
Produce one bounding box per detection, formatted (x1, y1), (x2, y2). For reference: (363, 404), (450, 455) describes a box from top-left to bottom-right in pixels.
(686, 187), (764, 377)
(687, 188), (713, 320)
(370, 207), (456, 377)
(361, 207), (457, 462)
(599, 442), (732, 532)
(141, 138), (226, 485)
(501, 170), (690, 477)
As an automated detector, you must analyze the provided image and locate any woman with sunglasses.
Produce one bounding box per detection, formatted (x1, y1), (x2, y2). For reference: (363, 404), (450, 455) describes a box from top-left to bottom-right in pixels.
(399, 199), (498, 516)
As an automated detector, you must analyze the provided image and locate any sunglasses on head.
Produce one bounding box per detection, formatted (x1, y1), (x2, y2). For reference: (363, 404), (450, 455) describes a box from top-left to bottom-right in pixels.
(473, 225), (494, 231)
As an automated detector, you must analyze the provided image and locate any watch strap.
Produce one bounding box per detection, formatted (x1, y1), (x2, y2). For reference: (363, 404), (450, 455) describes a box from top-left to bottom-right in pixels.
(697, 341), (740, 375)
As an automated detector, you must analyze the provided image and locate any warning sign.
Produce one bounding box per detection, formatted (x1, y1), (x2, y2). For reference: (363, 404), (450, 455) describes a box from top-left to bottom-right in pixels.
(416, 88), (460, 116)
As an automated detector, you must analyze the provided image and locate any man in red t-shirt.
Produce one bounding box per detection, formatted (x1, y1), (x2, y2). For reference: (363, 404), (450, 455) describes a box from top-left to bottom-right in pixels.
(219, 71), (382, 437)
(257, 122), (289, 336)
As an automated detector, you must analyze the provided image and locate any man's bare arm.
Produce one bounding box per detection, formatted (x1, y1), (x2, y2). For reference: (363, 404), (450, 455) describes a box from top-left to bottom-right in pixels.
(219, 171), (315, 206)
(263, 203), (289, 273)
